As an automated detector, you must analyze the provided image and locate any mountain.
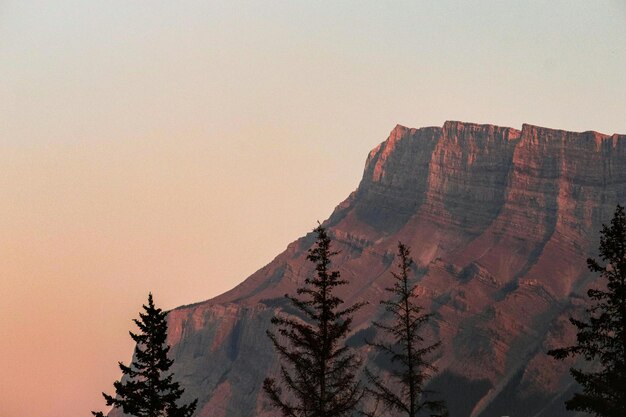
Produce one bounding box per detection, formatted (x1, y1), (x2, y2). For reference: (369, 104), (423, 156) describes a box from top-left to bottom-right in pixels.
(130, 122), (626, 417)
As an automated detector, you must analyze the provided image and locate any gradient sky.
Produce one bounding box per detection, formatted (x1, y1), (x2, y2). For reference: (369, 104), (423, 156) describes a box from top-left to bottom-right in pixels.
(1, 1), (625, 416)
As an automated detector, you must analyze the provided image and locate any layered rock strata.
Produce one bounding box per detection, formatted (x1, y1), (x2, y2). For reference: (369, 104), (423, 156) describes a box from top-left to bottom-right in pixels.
(123, 122), (626, 417)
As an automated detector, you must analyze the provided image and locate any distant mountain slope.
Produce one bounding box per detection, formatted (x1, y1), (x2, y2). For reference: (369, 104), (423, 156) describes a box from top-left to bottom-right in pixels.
(120, 121), (626, 417)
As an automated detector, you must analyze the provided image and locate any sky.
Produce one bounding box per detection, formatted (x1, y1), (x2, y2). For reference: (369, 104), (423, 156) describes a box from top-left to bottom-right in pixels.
(1, 1), (625, 416)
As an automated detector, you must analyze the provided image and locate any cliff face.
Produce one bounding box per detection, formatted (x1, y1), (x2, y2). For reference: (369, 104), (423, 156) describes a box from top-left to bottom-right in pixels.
(146, 122), (626, 417)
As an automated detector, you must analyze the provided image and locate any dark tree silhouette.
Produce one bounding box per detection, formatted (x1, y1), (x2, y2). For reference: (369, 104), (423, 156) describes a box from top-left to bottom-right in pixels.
(364, 243), (446, 417)
(263, 225), (366, 417)
(93, 293), (197, 417)
(548, 204), (626, 417)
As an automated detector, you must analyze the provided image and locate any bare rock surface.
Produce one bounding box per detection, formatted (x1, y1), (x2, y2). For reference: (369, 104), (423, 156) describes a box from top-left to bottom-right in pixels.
(124, 122), (626, 417)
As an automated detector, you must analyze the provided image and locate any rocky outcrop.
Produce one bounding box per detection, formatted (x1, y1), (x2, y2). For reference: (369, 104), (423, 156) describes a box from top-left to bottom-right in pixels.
(130, 122), (626, 417)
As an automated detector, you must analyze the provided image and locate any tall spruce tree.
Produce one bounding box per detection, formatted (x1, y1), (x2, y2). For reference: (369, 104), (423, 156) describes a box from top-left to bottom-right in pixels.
(263, 225), (366, 417)
(93, 293), (197, 417)
(548, 204), (626, 417)
(364, 243), (446, 417)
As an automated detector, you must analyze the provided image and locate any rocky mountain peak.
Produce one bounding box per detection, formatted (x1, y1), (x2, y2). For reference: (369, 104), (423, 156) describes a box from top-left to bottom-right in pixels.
(121, 121), (626, 417)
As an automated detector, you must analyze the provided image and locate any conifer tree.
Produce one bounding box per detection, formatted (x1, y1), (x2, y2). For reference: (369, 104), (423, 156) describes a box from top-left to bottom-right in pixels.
(548, 204), (626, 417)
(93, 293), (197, 417)
(364, 243), (446, 417)
(263, 225), (366, 417)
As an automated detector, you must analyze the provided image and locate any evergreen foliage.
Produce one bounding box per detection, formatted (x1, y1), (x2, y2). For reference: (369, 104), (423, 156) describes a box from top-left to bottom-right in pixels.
(263, 225), (366, 417)
(93, 293), (197, 417)
(364, 243), (446, 417)
(548, 204), (626, 417)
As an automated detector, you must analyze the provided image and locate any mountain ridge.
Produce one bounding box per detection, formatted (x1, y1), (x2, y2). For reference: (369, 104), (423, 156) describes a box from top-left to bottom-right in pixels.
(127, 121), (625, 417)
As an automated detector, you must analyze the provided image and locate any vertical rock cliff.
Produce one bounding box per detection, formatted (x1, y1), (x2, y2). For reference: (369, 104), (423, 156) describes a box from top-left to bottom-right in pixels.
(117, 121), (626, 417)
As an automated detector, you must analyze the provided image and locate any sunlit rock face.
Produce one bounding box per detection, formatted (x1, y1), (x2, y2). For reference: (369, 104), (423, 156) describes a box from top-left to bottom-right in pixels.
(124, 122), (626, 417)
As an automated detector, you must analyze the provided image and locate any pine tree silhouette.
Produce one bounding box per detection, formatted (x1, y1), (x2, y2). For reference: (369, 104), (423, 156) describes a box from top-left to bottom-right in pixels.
(548, 205), (626, 417)
(263, 225), (366, 417)
(364, 243), (446, 417)
(93, 293), (197, 417)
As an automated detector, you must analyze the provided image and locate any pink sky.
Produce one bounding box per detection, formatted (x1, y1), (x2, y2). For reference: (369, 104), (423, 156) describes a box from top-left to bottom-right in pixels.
(1, 2), (625, 417)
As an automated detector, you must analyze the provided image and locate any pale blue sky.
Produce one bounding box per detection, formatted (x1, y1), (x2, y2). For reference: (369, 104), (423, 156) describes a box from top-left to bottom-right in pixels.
(1, 2), (625, 417)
